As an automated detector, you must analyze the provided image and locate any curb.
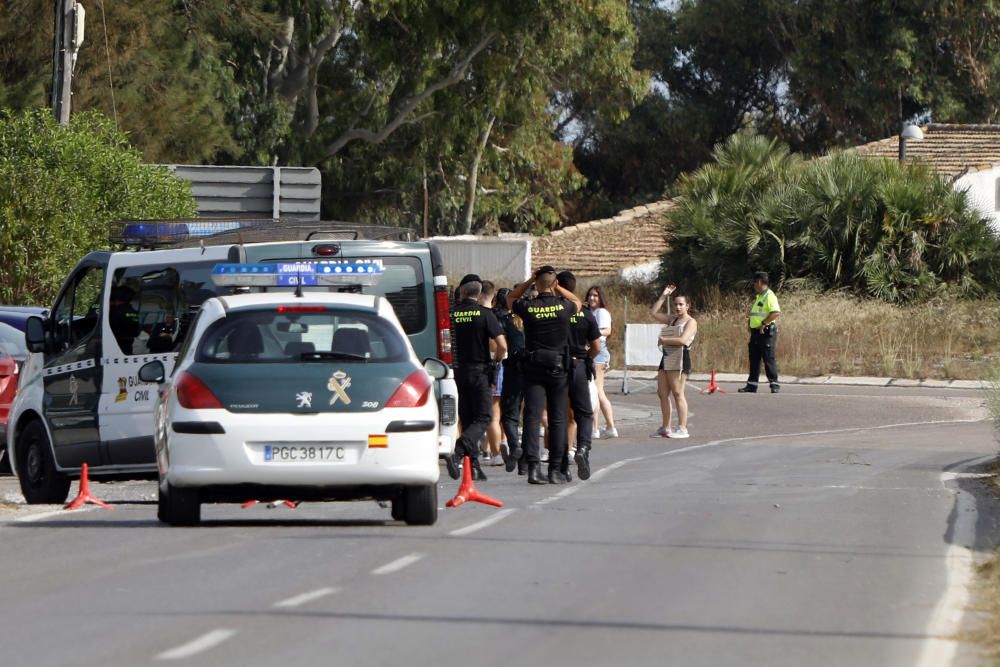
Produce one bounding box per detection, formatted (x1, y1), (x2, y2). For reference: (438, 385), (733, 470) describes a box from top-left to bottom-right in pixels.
(604, 370), (991, 391)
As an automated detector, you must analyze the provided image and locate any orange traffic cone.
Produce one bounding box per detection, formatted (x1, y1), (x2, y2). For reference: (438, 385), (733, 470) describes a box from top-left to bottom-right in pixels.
(241, 499), (298, 509)
(446, 456), (503, 508)
(700, 368), (727, 395)
(63, 463), (113, 510)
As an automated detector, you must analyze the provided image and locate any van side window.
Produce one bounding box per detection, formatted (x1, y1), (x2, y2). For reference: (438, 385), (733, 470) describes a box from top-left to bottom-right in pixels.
(52, 266), (105, 352)
(111, 261), (222, 356)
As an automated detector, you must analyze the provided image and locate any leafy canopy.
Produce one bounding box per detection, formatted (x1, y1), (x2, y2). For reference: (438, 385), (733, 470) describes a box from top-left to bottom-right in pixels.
(0, 109), (196, 305)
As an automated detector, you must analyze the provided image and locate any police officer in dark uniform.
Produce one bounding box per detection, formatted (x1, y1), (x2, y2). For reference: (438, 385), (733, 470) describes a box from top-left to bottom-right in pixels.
(557, 271), (600, 481)
(506, 266), (582, 485)
(109, 286), (141, 355)
(493, 287), (526, 474)
(451, 274), (507, 481)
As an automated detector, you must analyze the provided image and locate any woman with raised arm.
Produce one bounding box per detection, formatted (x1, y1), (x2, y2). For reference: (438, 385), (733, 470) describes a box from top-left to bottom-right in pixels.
(650, 284), (698, 438)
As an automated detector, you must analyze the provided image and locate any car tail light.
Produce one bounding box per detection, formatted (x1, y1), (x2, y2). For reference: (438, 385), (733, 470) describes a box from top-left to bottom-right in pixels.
(277, 305), (327, 312)
(434, 285), (453, 365)
(175, 371), (224, 410)
(386, 370), (432, 408)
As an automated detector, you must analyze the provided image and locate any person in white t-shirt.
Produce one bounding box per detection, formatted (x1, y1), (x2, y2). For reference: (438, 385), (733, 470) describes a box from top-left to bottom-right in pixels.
(585, 285), (617, 438)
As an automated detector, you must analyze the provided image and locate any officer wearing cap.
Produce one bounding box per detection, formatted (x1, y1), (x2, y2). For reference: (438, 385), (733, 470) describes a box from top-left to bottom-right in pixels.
(506, 266), (582, 484)
(739, 271), (781, 394)
(451, 274), (507, 481)
(557, 270), (600, 481)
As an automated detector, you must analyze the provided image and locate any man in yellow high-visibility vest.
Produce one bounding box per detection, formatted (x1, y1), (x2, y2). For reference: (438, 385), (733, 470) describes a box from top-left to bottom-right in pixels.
(738, 271), (781, 394)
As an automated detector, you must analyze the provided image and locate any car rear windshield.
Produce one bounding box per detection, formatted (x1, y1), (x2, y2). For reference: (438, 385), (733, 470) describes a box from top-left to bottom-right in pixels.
(196, 308), (409, 364)
(258, 256), (426, 335)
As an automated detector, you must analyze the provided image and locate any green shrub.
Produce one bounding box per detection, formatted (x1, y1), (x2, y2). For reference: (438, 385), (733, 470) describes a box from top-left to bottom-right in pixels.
(660, 132), (1000, 303)
(0, 109), (196, 305)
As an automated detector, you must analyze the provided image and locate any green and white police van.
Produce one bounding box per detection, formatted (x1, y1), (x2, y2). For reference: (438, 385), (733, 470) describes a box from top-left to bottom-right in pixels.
(8, 221), (457, 504)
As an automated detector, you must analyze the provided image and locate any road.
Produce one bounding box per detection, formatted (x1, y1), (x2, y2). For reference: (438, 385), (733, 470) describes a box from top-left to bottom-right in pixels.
(0, 382), (997, 667)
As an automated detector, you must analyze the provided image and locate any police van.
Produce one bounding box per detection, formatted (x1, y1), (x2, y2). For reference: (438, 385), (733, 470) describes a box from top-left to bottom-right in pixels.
(8, 221), (457, 503)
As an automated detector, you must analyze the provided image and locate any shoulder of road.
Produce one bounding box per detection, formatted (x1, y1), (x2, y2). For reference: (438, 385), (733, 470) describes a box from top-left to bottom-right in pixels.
(606, 369), (990, 390)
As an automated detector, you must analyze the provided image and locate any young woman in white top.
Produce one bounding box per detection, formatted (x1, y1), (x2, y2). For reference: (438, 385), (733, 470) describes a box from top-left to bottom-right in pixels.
(650, 284), (698, 438)
(586, 285), (617, 438)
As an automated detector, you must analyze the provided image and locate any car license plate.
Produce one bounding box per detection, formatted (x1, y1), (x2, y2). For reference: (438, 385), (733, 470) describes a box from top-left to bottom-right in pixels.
(261, 444), (358, 463)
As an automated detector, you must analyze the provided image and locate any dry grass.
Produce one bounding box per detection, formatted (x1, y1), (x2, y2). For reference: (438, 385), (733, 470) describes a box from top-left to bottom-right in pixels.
(587, 279), (1000, 380)
(968, 461), (1000, 665)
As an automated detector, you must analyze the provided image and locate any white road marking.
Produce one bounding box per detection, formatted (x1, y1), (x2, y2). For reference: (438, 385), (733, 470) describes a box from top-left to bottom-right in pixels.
(156, 629), (238, 661)
(371, 552), (424, 575)
(273, 587), (340, 608)
(915, 454), (995, 667)
(14, 507), (84, 523)
(448, 509), (517, 536)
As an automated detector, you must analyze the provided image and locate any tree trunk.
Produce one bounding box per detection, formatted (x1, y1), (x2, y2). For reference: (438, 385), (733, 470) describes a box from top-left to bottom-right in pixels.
(461, 115), (495, 235)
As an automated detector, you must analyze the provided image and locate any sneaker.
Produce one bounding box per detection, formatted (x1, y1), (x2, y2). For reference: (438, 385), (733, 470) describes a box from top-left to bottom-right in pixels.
(492, 455), (504, 466)
(592, 429), (601, 440)
(737, 386), (757, 393)
(541, 448), (549, 463)
(649, 426), (670, 438)
(770, 385), (781, 394)
(599, 427), (619, 439)
(671, 426), (690, 439)
(499, 442), (510, 466)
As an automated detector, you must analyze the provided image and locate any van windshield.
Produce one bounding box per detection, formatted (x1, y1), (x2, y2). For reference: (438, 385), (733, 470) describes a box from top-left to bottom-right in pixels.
(258, 256), (426, 335)
(196, 308), (409, 364)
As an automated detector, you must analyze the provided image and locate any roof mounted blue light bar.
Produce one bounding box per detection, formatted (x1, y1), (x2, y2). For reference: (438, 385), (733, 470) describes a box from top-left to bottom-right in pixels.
(111, 219), (272, 247)
(211, 260), (385, 287)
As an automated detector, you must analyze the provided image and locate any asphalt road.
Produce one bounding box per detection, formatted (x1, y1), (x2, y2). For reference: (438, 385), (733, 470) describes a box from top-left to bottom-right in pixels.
(0, 382), (997, 667)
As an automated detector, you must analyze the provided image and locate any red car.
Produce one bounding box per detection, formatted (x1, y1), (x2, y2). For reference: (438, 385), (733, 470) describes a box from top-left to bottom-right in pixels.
(0, 320), (29, 473)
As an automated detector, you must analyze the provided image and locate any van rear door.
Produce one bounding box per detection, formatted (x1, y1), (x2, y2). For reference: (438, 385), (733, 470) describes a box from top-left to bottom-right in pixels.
(99, 245), (237, 466)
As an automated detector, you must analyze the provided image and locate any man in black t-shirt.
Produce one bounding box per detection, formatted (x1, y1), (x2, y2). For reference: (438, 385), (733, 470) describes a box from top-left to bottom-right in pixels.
(451, 275), (507, 481)
(558, 271), (600, 481)
(506, 266), (581, 484)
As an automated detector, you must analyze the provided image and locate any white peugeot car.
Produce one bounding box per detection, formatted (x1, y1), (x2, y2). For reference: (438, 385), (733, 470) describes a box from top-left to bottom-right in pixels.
(140, 281), (445, 526)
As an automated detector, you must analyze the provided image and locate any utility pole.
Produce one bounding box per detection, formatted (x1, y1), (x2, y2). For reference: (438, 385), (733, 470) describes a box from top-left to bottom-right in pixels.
(51, 0), (84, 125)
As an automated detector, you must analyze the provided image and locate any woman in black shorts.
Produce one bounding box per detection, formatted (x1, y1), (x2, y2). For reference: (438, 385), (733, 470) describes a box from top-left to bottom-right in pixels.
(650, 285), (698, 438)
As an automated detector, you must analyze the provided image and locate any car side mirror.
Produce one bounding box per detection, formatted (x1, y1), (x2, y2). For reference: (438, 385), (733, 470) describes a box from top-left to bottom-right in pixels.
(138, 360), (166, 384)
(24, 316), (47, 353)
(422, 357), (449, 380)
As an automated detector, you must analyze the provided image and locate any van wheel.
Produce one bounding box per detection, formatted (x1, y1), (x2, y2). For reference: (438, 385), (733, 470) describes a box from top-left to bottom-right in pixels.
(158, 481), (201, 526)
(403, 484), (437, 526)
(16, 421), (70, 504)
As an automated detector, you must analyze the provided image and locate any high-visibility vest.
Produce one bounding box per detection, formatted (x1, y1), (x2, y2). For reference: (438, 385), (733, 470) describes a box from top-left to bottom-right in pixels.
(749, 289), (780, 329)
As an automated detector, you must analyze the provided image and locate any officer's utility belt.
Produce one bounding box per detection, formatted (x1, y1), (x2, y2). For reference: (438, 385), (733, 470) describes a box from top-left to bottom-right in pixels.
(525, 348), (565, 371)
(752, 323), (777, 335)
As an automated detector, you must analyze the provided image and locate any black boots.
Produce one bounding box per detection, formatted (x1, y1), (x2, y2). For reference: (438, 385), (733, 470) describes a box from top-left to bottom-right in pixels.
(548, 469), (570, 484)
(527, 463), (548, 485)
(505, 445), (522, 473)
(560, 457), (573, 483)
(445, 453), (460, 480)
(574, 447), (591, 481)
(471, 458), (487, 481)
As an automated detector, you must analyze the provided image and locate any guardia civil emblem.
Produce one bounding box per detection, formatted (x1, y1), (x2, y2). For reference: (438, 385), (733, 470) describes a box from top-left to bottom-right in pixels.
(328, 370), (352, 405)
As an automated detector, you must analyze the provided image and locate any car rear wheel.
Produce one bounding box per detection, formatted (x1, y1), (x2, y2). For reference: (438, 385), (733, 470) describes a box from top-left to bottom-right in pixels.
(390, 493), (406, 521)
(15, 420), (71, 504)
(158, 481), (201, 526)
(402, 484), (437, 526)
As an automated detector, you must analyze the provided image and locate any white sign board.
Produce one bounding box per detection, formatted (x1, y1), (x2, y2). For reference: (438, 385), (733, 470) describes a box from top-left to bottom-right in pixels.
(624, 323), (664, 367)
